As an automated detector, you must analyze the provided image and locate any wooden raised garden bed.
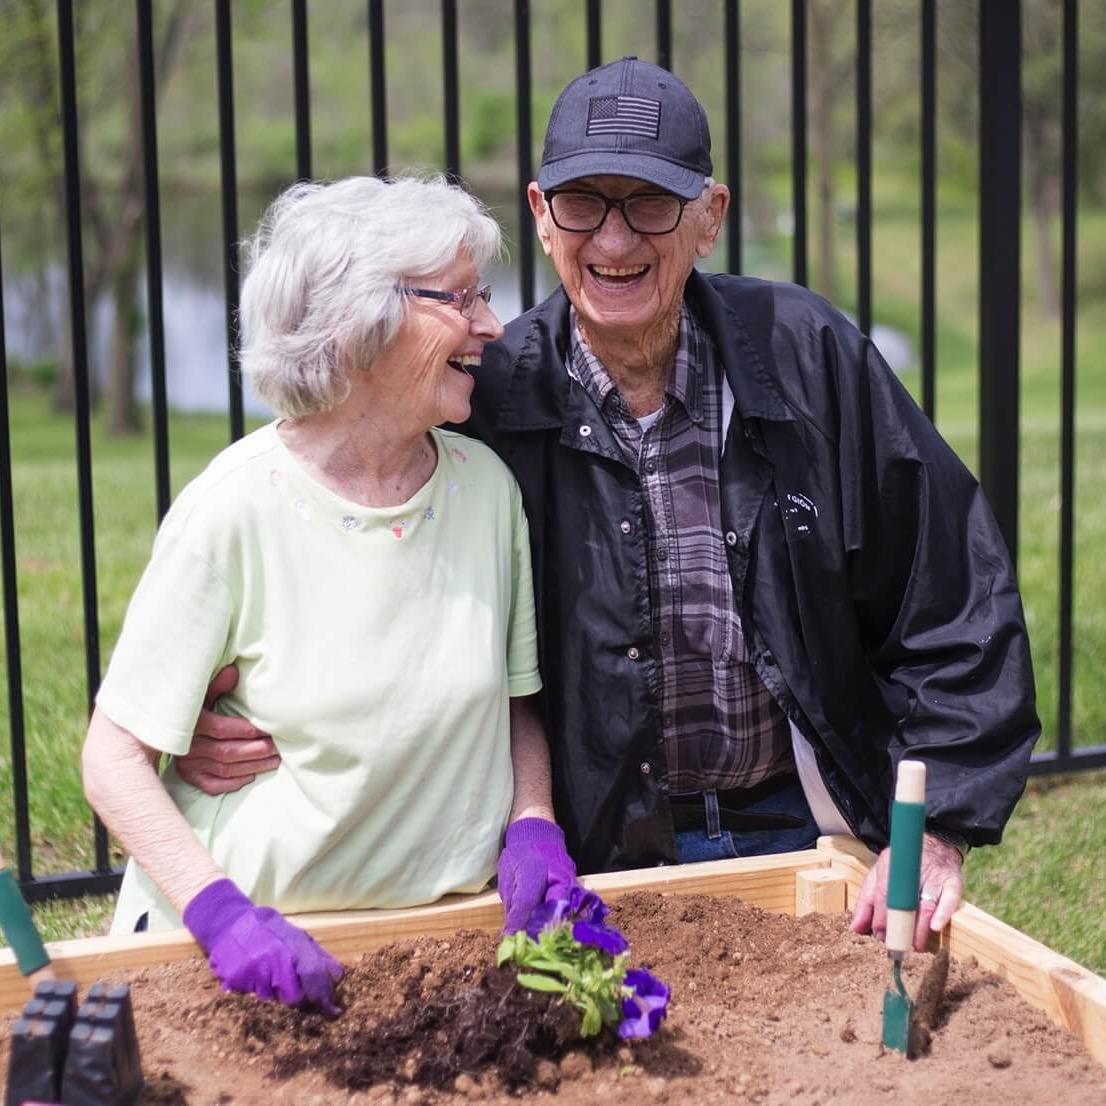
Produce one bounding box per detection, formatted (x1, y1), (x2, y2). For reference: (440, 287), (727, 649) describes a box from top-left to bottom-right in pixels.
(3, 835), (1106, 1104)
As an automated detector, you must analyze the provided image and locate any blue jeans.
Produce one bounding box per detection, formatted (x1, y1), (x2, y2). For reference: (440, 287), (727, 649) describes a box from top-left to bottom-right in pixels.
(674, 776), (820, 863)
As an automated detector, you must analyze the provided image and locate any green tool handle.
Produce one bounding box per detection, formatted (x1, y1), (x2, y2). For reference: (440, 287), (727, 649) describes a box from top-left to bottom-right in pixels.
(0, 865), (50, 976)
(885, 760), (927, 957)
(887, 799), (926, 910)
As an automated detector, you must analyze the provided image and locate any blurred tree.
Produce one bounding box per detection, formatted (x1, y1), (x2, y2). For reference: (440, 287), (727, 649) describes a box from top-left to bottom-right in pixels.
(0, 0), (191, 432)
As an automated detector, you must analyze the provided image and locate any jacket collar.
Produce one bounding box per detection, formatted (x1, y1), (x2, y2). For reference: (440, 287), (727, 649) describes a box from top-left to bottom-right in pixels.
(493, 271), (792, 433)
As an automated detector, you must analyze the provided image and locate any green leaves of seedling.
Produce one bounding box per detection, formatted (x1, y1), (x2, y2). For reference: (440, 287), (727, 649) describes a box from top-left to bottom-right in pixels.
(497, 923), (629, 1038)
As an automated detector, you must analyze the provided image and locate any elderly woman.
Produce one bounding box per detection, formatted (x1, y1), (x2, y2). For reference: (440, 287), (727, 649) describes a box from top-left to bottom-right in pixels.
(82, 175), (576, 1014)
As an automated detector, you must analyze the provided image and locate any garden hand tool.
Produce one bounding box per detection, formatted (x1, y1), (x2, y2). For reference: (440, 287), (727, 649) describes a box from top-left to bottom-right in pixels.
(0, 845), (54, 987)
(881, 759), (927, 1053)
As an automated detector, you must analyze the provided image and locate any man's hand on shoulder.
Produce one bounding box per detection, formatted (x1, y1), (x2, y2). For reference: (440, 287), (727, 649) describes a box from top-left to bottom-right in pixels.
(174, 665), (280, 795)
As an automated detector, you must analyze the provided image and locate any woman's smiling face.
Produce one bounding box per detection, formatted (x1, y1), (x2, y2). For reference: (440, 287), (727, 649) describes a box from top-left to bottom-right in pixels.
(378, 249), (503, 429)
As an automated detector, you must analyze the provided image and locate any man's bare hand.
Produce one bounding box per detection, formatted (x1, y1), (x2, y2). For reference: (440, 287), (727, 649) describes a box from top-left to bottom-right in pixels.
(174, 665), (280, 795)
(849, 833), (964, 952)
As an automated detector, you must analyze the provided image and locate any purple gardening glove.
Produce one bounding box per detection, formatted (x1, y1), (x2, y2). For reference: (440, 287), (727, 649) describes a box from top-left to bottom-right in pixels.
(497, 817), (580, 934)
(183, 879), (344, 1016)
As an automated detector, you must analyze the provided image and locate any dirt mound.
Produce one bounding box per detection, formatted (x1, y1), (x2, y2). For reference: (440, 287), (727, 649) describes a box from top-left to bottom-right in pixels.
(3, 892), (1105, 1105)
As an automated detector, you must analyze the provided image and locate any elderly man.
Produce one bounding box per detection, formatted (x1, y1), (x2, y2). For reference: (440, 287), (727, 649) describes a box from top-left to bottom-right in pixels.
(179, 58), (1039, 952)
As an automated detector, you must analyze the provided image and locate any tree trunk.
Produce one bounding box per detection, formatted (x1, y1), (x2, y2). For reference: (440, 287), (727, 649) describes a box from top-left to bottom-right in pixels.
(808, 0), (844, 303)
(1023, 123), (1060, 321)
(109, 235), (143, 435)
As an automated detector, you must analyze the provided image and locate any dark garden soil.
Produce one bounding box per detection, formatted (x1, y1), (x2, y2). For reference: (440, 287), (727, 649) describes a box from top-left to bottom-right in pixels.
(5, 891), (1106, 1105)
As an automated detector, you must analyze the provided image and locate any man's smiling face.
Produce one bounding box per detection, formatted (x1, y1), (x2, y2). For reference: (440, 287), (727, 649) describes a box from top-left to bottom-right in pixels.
(528, 174), (728, 345)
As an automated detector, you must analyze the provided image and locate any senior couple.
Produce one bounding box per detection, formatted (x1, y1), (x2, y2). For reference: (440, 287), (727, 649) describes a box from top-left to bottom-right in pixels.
(85, 58), (1038, 1013)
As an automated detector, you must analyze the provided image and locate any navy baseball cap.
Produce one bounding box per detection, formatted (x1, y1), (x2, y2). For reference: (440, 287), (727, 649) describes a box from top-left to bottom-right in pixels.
(537, 56), (713, 201)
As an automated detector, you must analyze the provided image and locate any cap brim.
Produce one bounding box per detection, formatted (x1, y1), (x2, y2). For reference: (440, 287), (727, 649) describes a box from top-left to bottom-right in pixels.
(537, 152), (705, 201)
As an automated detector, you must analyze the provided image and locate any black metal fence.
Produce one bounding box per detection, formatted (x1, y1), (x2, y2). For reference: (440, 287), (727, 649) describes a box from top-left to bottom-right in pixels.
(0, 0), (1099, 903)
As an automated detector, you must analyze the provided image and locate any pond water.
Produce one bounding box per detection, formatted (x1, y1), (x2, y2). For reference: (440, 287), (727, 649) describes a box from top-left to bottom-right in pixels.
(1, 187), (913, 417)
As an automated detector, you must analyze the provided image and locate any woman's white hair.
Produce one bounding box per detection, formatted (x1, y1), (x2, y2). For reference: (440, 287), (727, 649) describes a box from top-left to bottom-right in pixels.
(239, 174), (502, 418)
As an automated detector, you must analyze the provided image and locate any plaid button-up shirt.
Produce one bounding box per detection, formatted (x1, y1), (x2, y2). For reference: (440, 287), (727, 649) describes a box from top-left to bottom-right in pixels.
(568, 307), (793, 793)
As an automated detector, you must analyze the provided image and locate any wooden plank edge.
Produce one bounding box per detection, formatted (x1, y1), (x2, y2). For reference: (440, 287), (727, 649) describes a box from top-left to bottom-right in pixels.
(4, 836), (1105, 1072)
(0, 850), (836, 1014)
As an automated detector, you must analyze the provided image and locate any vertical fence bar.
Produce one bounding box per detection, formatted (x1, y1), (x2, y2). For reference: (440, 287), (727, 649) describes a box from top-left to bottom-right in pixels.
(442, 0), (461, 182)
(920, 0), (936, 420)
(216, 0), (244, 441)
(1057, 0), (1078, 757)
(514, 0), (535, 311)
(725, 0), (742, 275)
(586, 0), (601, 70)
(656, 0), (671, 70)
(855, 0), (872, 335)
(978, 0), (1021, 565)
(0, 219), (33, 880)
(292, 0), (311, 181)
(368, 0), (388, 174)
(135, 0), (171, 520)
(56, 0), (110, 873)
(790, 0), (808, 287)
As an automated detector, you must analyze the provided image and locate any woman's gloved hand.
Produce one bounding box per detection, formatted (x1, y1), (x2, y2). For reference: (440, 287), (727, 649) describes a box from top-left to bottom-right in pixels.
(496, 818), (579, 934)
(183, 879), (344, 1015)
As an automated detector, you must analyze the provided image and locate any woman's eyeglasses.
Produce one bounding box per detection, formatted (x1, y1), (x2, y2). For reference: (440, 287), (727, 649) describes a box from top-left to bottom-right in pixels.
(400, 284), (492, 319)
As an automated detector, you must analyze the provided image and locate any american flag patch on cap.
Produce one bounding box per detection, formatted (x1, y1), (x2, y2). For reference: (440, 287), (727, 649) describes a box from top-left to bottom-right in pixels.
(586, 95), (661, 139)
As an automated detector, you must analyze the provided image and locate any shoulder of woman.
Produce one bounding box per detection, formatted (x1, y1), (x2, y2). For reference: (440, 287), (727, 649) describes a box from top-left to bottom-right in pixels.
(160, 423), (285, 536)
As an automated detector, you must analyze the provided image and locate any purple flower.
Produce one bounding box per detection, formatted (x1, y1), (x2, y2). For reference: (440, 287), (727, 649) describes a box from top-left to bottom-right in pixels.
(567, 886), (610, 925)
(618, 968), (670, 1039)
(572, 919), (630, 955)
(527, 886), (614, 940)
(525, 898), (571, 940)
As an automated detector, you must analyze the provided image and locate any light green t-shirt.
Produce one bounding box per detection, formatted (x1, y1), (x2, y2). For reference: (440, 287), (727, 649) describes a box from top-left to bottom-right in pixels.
(99, 423), (541, 933)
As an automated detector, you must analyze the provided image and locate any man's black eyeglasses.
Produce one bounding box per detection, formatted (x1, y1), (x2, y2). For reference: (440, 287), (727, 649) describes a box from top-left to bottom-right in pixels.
(545, 190), (689, 235)
(400, 284), (492, 319)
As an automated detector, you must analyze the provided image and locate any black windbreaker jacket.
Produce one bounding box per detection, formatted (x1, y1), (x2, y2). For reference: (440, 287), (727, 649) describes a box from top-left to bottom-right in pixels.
(461, 270), (1039, 874)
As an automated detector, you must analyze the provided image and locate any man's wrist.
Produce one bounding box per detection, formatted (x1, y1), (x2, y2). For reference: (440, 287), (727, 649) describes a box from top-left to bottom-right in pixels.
(925, 823), (971, 861)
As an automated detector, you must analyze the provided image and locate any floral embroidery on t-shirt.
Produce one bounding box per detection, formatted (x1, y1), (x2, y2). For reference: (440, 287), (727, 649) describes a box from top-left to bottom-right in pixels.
(447, 480), (458, 497)
(424, 506), (435, 521)
(390, 519), (406, 539)
(450, 447), (467, 463)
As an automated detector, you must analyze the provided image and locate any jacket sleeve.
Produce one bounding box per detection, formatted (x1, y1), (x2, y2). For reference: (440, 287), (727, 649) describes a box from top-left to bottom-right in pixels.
(831, 317), (1039, 845)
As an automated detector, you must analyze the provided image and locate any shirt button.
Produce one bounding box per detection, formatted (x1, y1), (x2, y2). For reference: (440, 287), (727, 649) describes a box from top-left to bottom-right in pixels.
(639, 761), (652, 775)
(620, 520), (632, 534)
(644, 459), (657, 474)
(656, 547), (668, 562)
(690, 410), (703, 423)
(627, 646), (641, 661)
(725, 531), (738, 547)
(578, 424), (592, 438)
(660, 631), (671, 646)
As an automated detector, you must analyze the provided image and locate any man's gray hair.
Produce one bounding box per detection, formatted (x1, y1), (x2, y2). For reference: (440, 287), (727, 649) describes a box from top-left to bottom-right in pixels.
(239, 174), (503, 418)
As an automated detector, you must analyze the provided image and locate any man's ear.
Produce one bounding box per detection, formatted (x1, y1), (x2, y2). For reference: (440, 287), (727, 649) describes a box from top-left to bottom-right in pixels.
(527, 182), (555, 257)
(696, 183), (731, 259)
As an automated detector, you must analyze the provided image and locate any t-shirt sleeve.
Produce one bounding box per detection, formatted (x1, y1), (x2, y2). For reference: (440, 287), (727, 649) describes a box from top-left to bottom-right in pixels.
(96, 522), (236, 756)
(506, 480), (542, 699)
